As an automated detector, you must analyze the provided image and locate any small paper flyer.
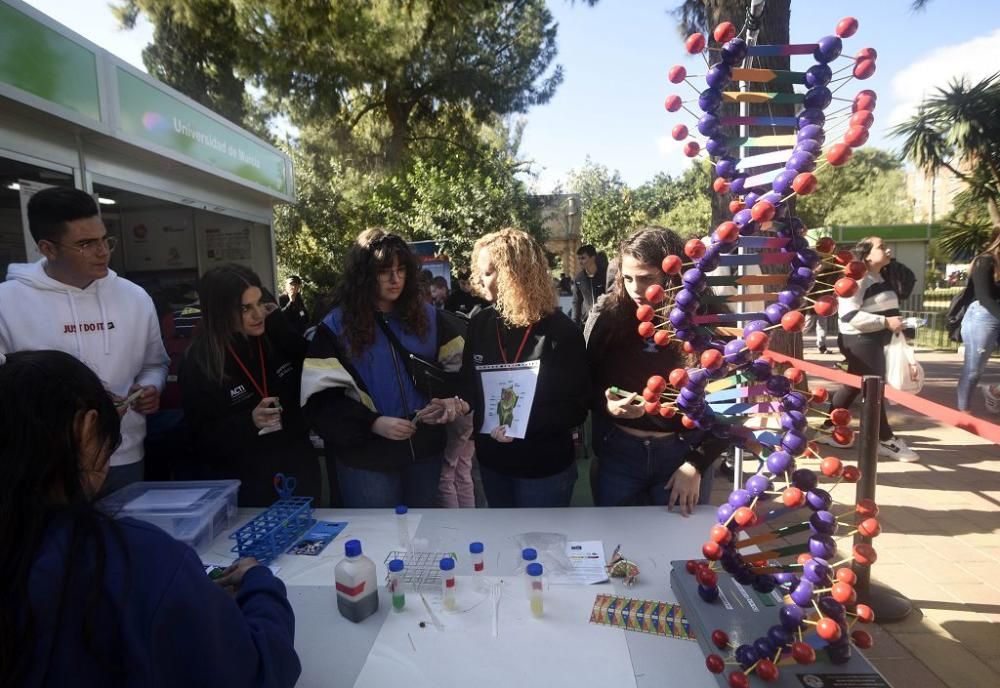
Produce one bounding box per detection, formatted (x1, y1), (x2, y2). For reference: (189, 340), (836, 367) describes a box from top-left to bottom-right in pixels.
(476, 360), (540, 439)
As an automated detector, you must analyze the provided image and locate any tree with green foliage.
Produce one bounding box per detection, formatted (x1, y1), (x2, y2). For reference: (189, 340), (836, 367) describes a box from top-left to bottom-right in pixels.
(274, 115), (544, 299)
(796, 149), (910, 229)
(370, 119), (545, 267)
(116, 0), (558, 292)
(116, 0), (562, 169)
(565, 159), (640, 254)
(891, 72), (1000, 258)
(657, 162), (713, 238)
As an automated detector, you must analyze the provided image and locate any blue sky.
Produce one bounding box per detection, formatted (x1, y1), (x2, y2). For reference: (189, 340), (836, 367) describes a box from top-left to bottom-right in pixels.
(25, 0), (1000, 191)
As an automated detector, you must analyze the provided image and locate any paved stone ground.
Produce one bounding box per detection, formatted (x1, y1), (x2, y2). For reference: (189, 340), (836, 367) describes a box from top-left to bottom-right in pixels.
(709, 348), (1000, 688)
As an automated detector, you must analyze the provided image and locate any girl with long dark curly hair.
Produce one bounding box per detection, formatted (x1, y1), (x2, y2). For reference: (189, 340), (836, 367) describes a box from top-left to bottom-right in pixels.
(302, 229), (465, 507)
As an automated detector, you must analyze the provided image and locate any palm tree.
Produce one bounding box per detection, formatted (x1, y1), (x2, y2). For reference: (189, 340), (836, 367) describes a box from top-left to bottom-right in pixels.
(891, 72), (1000, 250)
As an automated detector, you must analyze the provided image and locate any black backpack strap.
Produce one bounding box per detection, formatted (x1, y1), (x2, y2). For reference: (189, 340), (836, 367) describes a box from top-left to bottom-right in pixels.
(375, 312), (416, 361)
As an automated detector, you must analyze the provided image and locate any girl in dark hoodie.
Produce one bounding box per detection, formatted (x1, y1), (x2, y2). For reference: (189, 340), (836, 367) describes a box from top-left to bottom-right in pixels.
(1, 350), (299, 688)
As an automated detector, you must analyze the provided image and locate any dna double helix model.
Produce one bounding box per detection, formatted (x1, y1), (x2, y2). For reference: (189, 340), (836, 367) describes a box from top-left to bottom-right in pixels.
(629, 12), (884, 687)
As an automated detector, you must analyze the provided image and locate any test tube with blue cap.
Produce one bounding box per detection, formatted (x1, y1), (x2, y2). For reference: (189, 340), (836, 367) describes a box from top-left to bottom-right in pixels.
(395, 504), (410, 551)
(440, 557), (457, 611)
(388, 558), (406, 612)
(526, 563), (544, 618)
(470, 542), (485, 575)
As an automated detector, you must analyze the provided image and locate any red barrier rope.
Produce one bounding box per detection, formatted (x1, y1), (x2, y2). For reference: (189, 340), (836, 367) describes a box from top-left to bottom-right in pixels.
(764, 349), (1000, 446)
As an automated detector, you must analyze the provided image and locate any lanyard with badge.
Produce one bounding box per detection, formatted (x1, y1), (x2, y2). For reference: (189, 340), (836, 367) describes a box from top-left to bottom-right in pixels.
(229, 339), (282, 435)
(476, 319), (540, 439)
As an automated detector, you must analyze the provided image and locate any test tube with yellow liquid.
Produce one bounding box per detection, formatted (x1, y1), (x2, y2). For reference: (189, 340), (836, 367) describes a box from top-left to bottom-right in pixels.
(526, 563), (544, 618)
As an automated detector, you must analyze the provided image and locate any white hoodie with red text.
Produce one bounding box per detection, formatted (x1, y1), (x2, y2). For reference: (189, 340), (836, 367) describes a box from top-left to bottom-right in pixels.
(0, 260), (168, 466)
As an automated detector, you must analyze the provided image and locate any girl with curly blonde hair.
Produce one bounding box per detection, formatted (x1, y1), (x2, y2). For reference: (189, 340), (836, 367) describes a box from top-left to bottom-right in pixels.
(471, 228), (556, 327)
(456, 228), (589, 507)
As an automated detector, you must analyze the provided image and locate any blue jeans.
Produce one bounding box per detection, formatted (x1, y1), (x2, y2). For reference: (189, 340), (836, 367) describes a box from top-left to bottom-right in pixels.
(958, 301), (1000, 411)
(336, 457), (443, 508)
(479, 462), (578, 508)
(593, 425), (715, 507)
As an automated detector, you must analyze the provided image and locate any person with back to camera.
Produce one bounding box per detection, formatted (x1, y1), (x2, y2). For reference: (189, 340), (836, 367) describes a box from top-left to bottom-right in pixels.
(301, 229), (465, 508)
(585, 227), (727, 513)
(817, 236), (920, 462)
(0, 349), (300, 687)
(0, 186), (168, 495)
(452, 228), (590, 508)
(957, 227), (1000, 413)
(445, 269), (488, 317)
(180, 264), (323, 506)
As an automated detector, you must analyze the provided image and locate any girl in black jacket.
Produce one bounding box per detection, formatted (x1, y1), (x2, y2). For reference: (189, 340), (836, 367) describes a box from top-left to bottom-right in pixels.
(586, 227), (726, 513)
(456, 228), (589, 508)
(180, 264), (322, 506)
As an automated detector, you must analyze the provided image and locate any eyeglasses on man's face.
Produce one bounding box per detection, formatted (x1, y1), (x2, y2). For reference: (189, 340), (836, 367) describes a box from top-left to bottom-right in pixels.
(50, 235), (118, 255)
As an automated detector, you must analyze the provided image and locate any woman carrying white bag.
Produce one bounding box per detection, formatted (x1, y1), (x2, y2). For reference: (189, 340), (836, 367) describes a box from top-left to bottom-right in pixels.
(817, 237), (920, 462)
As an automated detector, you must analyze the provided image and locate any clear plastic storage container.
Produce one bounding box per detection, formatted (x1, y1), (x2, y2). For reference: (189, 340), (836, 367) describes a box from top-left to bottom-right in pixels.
(98, 480), (240, 550)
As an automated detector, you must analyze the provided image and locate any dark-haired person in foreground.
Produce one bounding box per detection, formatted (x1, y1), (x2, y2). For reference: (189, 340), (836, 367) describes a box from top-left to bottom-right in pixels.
(0, 349), (300, 687)
(0, 187), (167, 495)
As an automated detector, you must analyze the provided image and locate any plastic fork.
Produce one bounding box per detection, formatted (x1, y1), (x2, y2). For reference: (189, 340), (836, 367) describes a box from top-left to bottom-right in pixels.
(491, 579), (502, 638)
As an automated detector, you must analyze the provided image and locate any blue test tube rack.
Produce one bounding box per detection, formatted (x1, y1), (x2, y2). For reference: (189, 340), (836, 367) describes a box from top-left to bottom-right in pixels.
(229, 496), (315, 564)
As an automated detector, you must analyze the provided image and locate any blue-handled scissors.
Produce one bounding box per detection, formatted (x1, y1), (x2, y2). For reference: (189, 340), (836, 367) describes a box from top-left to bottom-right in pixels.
(273, 473), (297, 499)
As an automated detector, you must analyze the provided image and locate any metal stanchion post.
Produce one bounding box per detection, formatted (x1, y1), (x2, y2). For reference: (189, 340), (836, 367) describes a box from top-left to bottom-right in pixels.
(852, 375), (912, 621)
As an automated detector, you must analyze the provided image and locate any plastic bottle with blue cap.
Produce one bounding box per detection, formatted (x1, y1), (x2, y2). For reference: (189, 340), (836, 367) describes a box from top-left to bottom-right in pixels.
(335, 539), (379, 622)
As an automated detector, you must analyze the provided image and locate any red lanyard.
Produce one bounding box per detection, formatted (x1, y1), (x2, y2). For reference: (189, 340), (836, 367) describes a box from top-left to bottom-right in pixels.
(228, 338), (268, 399)
(496, 321), (534, 364)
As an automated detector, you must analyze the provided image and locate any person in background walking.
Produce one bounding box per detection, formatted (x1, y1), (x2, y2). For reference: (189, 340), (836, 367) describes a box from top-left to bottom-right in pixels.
(958, 228), (1000, 413)
(818, 237), (919, 462)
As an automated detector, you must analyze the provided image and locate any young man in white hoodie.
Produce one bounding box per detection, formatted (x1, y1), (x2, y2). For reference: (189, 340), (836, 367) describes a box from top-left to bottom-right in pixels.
(0, 187), (168, 493)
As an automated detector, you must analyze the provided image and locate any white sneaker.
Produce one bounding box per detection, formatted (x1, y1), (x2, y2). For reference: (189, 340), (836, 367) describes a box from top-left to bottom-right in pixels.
(878, 436), (920, 462)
